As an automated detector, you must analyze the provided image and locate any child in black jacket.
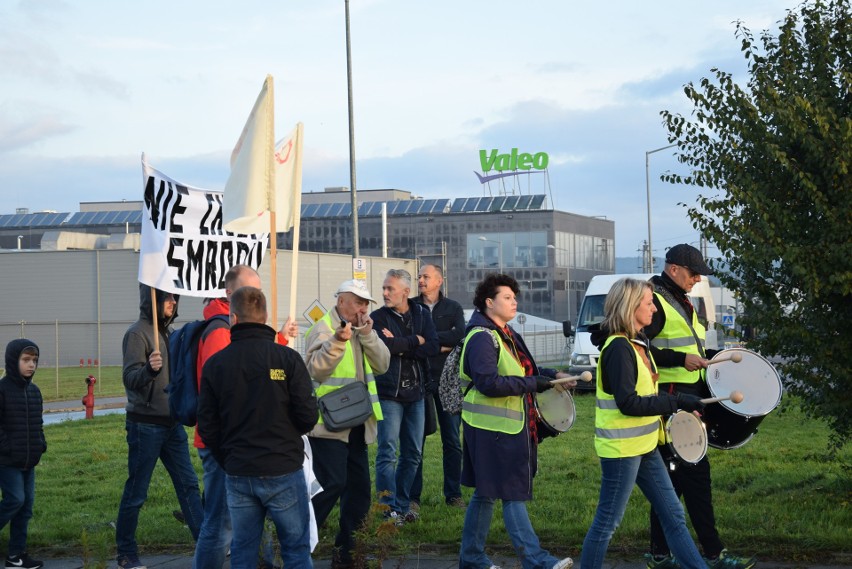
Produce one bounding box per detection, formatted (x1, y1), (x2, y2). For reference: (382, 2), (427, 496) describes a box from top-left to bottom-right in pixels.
(0, 339), (46, 569)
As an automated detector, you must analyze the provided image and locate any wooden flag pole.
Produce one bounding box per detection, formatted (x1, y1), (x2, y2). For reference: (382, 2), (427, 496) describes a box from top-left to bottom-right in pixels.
(150, 288), (160, 353)
(269, 212), (278, 331)
(288, 123), (304, 321)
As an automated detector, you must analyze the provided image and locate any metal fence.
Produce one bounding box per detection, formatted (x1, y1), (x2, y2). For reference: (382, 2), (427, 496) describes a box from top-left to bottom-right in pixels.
(0, 320), (570, 369)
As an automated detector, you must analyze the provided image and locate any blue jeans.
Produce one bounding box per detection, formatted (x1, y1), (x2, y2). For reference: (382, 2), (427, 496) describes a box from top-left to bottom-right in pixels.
(193, 448), (230, 569)
(115, 420), (203, 557)
(0, 466), (35, 557)
(226, 469), (312, 569)
(376, 399), (424, 514)
(459, 490), (559, 569)
(580, 449), (705, 569)
(411, 394), (463, 503)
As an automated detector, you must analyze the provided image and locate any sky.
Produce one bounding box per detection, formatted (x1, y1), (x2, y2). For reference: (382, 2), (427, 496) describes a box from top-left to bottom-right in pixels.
(0, 0), (796, 257)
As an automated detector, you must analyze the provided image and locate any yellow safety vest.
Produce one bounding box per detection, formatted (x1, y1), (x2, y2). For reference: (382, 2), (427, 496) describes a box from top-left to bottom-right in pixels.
(650, 292), (706, 385)
(308, 312), (383, 425)
(460, 328), (526, 434)
(595, 335), (661, 458)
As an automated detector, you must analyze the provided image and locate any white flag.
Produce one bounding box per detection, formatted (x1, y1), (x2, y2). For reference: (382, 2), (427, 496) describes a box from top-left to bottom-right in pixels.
(222, 76), (303, 235)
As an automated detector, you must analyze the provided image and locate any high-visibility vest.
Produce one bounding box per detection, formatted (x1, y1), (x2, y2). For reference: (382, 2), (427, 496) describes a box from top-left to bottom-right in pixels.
(460, 328), (526, 434)
(594, 335), (661, 458)
(308, 312), (383, 425)
(650, 292), (706, 385)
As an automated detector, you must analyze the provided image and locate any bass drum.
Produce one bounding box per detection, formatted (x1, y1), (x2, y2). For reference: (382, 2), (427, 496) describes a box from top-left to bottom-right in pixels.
(704, 348), (782, 449)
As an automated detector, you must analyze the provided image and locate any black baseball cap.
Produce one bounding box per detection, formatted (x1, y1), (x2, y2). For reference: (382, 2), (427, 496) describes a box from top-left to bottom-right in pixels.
(665, 244), (714, 275)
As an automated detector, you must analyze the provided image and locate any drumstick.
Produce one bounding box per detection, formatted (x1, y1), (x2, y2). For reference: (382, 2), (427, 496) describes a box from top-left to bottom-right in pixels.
(699, 390), (744, 405)
(550, 371), (593, 384)
(707, 352), (743, 365)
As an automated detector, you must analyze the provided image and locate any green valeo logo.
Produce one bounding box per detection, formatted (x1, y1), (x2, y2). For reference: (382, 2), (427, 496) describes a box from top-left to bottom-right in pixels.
(479, 148), (549, 172)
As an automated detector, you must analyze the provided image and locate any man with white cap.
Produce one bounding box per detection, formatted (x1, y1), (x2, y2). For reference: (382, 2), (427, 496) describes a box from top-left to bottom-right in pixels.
(644, 244), (755, 569)
(304, 280), (390, 569)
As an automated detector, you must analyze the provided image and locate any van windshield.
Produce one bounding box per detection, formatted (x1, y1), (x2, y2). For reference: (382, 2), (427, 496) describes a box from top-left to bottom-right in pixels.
(576, 294), (606, 331)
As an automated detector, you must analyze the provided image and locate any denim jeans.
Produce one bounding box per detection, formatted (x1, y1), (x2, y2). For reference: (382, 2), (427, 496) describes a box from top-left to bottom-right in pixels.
(115, 420), (203, 557)
(226, 469), (312, 569)
(309, 426), (371, 564)
(0, 466), (35, 556)
(193, 448), (231, 569)
(411, 394), (463, 504)
(376, 399), (424, 514)
(580, 449), (705, 569)
(459, 490), (559, 569)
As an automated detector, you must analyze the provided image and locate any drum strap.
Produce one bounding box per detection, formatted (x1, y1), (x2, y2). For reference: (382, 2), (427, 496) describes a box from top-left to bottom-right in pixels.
(654, 284), (707, 359)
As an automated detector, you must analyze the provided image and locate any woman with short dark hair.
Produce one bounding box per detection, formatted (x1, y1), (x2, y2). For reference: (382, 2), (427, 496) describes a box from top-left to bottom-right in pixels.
(458, 273), (574, 569)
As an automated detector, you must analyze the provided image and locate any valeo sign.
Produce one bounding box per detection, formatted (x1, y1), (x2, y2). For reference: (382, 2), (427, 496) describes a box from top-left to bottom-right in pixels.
(479, 148), (549, 172)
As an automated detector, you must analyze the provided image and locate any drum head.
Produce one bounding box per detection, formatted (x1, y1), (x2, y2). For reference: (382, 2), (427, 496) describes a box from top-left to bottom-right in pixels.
(535, 388), (576, 433)
(708, 348), (782, 417)
(666, 411), (707, 464)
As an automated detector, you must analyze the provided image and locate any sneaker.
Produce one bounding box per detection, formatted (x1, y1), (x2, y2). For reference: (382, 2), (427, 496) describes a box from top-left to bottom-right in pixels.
(409, 500), (420, 513)
(172, 509), (186, 524)
(645, 553), (681, 569)
(704, 550), (756, 569)
(446, 496), (467, 508)
(116, 554), (146, 569)
(383, 510), (405, 526)
(403, 509), (420, 523)
(5, 554), (43, 569)
(553, 558), (573, 569)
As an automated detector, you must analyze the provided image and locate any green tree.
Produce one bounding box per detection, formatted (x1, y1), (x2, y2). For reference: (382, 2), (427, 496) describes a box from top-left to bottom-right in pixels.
(661, 0), (852, 449)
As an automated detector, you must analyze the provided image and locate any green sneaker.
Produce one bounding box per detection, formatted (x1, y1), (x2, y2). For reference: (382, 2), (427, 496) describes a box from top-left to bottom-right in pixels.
(644, 553), (681, 569)
(704, 550), (757, 569)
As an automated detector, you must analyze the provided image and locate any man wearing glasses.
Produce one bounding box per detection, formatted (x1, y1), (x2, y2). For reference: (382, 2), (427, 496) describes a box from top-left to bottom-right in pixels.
(643, 244), (755, 569)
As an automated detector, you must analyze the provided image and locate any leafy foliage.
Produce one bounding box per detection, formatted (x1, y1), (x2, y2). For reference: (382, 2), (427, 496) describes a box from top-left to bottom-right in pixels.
(661, 0), (852, 449)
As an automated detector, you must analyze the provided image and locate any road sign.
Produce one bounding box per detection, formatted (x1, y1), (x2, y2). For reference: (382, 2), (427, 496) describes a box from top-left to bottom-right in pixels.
(722, 314), (735, 329)
(303, 299), (327, 325)
(353, 258), (367, 282)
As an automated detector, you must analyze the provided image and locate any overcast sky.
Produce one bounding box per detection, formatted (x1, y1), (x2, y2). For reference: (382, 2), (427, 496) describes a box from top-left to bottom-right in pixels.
(0, 0), (795, 257)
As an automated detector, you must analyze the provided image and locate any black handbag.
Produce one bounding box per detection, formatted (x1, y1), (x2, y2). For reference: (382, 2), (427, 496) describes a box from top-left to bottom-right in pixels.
(317, 382), (374, 432)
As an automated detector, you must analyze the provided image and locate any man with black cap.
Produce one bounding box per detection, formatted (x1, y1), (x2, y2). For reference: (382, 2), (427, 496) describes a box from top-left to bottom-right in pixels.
(643, 244), (755, 569)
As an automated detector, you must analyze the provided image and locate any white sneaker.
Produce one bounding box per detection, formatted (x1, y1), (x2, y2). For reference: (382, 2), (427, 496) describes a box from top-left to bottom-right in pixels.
(489, 566), (503, 569)
(553, 558), (574, 569)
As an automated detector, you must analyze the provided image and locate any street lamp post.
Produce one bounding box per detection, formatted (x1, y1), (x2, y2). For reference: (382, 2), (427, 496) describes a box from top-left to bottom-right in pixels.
(478, 236), (503, 273)
(645, 143), (677, 272)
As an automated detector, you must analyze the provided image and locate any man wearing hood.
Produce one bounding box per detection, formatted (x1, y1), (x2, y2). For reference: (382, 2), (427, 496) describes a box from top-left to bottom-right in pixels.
(0, 338), (46, 569)
(115, 285), (203, 569)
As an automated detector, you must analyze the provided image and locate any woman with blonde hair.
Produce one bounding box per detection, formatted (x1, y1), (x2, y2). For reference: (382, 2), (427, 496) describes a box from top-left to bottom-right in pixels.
(580, 278), (707, 569)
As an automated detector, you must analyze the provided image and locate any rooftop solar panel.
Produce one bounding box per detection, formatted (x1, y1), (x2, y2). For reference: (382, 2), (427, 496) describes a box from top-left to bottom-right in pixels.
(516, 195), (533, 210)
(530, 195), (546, 209)
(503, 196), (520, 211)
(449, 198), (467, 213)
(490, 197), (506, 211)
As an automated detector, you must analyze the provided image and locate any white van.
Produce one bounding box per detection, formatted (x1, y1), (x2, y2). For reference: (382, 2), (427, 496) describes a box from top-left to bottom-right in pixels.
(568, 273), (717, 389)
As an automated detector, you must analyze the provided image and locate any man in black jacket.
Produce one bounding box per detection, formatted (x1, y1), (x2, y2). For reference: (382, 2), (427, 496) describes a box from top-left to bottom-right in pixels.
(371, 269), (439, 523)
(411, 264), (466, 510)
(644, 244), (755, 569)
(198, 286), (318, 569)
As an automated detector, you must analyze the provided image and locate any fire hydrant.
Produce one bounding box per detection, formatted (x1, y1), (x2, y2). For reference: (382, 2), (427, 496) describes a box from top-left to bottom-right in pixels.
(82, 375), (97, 419)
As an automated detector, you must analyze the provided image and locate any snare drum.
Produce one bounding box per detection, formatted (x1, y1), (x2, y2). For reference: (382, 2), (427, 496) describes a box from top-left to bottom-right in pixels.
(703, 348), (782, 449)
(666, 411), (707, 464)
(534, 386), (576, 437)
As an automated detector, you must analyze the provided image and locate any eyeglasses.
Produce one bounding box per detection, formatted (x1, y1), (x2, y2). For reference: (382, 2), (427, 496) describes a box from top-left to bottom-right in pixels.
(677, 265), (698, 279)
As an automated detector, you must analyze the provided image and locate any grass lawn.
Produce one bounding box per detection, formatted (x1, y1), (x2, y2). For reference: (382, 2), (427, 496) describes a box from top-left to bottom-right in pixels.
(26, 392), (851, 565)
(36, 366), (125, 402)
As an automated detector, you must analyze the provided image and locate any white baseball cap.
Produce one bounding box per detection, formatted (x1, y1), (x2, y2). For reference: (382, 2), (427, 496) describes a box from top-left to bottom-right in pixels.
(335, 279), (376, 303)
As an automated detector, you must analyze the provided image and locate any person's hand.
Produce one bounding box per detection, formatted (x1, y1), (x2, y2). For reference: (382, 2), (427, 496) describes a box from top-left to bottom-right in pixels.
(416, 335), (425, 345)
(335, 320), (353, 342)
(279, 316), (299, 340)
(355, 313), (374, 336)
(676, 392), (706, 413)
(554, 371), (578, 389)
(534, 376), (554, 393)
(148, 351), (163, 372)
(381, 328), (394, 339)
(684, 354), (709, 372)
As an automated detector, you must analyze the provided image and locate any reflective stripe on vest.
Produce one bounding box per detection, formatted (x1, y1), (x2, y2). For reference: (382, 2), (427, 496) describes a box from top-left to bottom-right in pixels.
(650, 292), (706, 385)
(594, 335), (661, 458)
(460, 328), (525, 434)
(308, 312), (383, 424)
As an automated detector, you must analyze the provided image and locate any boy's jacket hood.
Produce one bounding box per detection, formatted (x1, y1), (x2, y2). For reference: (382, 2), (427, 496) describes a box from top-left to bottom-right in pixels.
(5, 338), (39, 380)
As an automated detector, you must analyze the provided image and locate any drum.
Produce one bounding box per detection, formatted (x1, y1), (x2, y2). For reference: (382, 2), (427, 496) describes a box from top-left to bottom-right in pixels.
(534, 386), (576, 436)
(666, 411), (707, 464)
(703, 348), (782, 449)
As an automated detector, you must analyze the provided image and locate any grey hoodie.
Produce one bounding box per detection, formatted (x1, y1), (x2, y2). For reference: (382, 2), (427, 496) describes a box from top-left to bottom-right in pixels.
(122, 284), (179, 425)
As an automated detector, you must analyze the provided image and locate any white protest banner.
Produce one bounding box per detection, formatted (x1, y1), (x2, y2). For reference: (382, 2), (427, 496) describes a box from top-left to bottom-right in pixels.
(139, 157), (269, 297)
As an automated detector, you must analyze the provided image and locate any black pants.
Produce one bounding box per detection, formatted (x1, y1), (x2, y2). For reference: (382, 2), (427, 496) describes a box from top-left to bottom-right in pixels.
(309, 425), (371, 563)
(649, 445), (724, 558)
